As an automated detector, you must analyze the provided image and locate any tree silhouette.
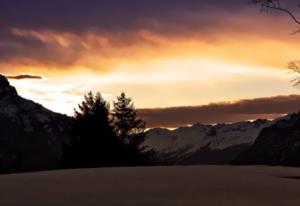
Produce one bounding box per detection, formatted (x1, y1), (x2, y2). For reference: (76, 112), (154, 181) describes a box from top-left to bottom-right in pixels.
(288, 61), (300, 87)
(112, 92), (151, 165)
(253, 0), (300, 27)
(61, 91), (152, 169)
(113, 92), (145, 145)
(61, 92), (125, 168)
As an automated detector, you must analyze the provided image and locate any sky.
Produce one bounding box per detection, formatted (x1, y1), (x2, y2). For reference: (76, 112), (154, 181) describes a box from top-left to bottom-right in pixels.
(1, 0), (300, 127)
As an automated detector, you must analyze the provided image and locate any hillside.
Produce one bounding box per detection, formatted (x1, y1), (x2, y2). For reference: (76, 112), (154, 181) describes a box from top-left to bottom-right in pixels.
(0, 75), (70, 173)
(233, 112), (300, 166)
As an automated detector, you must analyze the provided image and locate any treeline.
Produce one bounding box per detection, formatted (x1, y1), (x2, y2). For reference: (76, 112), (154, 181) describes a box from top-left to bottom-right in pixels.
(61, 92), (153, 169)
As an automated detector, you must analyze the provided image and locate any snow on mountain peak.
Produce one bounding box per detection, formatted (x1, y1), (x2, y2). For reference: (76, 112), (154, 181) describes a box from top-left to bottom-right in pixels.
(145, 120), (273, 157)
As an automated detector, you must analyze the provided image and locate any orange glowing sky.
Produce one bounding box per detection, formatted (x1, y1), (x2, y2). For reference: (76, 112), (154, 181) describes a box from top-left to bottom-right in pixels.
(1, 0), (300, 118)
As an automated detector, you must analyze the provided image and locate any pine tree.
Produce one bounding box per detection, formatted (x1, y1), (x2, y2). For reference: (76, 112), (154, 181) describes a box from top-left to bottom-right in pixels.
(62, 92), (124, 168)
(61, 91), (152, 169)
(113, 93), (146, 144)
(112, 92), (151, 165)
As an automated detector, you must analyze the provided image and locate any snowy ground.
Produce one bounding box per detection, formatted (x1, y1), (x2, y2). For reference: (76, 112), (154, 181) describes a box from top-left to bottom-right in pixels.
(1, 166), (300, 206)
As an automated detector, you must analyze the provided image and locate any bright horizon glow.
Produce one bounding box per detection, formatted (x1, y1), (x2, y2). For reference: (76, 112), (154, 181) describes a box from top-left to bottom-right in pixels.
(9, 56), (298, 115)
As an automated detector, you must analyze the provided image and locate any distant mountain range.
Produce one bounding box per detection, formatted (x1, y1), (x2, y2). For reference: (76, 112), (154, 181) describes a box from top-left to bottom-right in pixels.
(1, 74), (300, 173)
(0, 75), (70, 173)
(145, 119), (273, 164)
(145, 113), (300, 166)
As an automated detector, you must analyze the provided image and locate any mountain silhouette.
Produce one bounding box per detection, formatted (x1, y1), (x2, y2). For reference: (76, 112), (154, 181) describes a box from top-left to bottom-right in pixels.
(233, 112), (300, 166)
(0, 75), (70, 173)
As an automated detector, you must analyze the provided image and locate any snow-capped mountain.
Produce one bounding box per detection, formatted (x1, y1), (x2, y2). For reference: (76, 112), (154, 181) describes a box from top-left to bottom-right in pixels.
(0, 75), (70, 173)
(145, 119), (273, 164)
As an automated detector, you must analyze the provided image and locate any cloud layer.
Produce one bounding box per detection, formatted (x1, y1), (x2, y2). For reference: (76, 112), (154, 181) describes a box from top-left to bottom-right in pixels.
(2, 0), (300, 122)
(138, 95), (300, 127)
(1, 0), (299, 74)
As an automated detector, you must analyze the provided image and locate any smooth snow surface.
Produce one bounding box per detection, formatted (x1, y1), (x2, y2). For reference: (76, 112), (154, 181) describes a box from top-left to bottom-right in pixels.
(1, 166), (300, 206)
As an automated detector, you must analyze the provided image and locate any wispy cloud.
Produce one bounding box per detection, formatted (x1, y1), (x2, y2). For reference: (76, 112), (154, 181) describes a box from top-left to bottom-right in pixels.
(6, 74), (44, 80)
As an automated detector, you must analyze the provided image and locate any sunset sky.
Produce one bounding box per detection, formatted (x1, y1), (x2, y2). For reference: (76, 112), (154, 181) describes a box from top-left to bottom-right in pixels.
(1, 0), (300, 127)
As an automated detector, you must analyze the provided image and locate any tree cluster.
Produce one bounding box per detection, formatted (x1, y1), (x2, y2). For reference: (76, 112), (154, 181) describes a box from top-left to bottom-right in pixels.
(61, 92), (152, 168)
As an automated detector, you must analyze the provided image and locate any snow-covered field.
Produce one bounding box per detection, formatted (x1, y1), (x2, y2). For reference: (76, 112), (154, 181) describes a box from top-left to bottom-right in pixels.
(1, 166), (300, 206)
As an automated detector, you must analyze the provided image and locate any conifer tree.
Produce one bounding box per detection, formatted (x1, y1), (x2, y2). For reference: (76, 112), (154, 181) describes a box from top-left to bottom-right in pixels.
(113, 92), (146, 146)
(62, 92), (124, 168)
(112, 92), (151, 164)
(61, 91), (152, 168)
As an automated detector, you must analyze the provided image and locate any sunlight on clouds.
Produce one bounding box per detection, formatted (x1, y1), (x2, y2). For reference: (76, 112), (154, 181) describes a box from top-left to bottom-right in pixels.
(3, 0), (300, 128)
(5, 26), (300, 76)
(11, 28), (75, 48)
(9, 56), (298, 115)
(5, 20), (300, 115)
(99, 57), (292, 84)
(9, 74), (112, 115)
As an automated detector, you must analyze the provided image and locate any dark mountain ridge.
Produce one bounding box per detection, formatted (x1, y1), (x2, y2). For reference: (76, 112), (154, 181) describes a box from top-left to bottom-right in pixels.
(233, 112), (300, 166)
(0, 75), (70, 173)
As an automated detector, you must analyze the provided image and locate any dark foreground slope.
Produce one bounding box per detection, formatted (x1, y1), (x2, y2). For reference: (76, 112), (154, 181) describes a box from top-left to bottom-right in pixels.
(1, 166), (300, 206)
(0, 75), (70, 173)
(233, 112), (300, 166)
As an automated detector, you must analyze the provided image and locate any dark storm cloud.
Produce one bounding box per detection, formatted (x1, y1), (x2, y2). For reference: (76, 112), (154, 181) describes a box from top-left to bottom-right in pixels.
(0, 0), (298, 68)
(0, 0), (252, 68)
(6, 74), (43, 80)
(1, 0), (298, 36)
(0, 0), (248, 33)
(0, 30), (82, 67)
(138, 95), (300, 128)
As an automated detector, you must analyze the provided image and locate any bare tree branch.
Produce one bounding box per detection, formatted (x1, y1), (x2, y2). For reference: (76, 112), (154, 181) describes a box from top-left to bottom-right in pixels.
(288, 61), (300, 87)
(253, 1), (300, 87)
(253, 0), (300, 25)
